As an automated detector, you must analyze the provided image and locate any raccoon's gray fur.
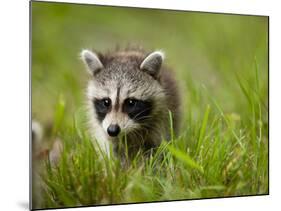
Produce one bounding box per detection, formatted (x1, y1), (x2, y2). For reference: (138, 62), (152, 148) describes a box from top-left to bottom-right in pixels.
(81, 47), (181, 159)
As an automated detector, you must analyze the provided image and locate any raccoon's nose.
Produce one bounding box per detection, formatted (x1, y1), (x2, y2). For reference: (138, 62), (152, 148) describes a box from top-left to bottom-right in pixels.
(107, 124), (121, 137)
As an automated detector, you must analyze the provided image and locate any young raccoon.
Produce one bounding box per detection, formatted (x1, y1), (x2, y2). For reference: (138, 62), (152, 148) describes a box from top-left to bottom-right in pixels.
(81, 47), (181, 159)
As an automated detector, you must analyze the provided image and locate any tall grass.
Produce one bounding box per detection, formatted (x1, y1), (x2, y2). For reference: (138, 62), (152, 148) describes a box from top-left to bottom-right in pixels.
(33, 61), (268, 209)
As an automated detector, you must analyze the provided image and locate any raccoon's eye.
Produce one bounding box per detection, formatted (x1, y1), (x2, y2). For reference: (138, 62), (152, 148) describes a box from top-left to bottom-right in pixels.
(123, 98), (153, 121)
(93, 98), (112, 122)
(102, 98), (111, 107)
(127, 99), (137, 107)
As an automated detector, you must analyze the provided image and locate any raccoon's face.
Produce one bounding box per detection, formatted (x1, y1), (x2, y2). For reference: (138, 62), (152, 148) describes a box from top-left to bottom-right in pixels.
(81, 49), (165, 138)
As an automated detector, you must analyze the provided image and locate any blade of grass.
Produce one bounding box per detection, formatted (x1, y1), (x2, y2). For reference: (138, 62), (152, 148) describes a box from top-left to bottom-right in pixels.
(235, 73), (253, 108)
(167, 144), (204, 174)
(168, 110), (174, 141)
(196, 105), (210, 154)
(201, 85), (245, 151)
(52, 94), (65, 136)
(254, 57), (260, 92)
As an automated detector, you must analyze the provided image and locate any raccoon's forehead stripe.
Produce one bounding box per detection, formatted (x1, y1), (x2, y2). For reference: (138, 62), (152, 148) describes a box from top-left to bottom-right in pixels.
(114, 86), (121, 111)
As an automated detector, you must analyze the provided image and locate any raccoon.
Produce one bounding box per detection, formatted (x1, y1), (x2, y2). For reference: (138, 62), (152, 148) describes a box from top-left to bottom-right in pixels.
(81, 47), (181, 159)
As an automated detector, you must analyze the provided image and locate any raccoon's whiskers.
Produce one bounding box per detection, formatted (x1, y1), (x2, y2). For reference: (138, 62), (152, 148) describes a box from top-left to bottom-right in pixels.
(132, 107), (153, 120)
(132, 130), (146, 145)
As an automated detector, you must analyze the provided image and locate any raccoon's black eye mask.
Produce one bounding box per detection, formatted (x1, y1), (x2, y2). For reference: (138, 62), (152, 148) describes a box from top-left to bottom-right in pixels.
(93, 97), (153, 122)
(93, 98), (112, 122)
(122, 98), (153, 122)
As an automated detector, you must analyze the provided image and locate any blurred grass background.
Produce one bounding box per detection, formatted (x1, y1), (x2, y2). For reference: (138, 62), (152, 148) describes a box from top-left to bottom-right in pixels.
(32, 1), (268, 124)
(31, 1), (268, 209)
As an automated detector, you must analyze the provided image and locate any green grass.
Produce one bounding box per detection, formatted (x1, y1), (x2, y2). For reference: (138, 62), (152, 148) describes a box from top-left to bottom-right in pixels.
(31, 2), (268, 209)
(37, 80), (268, 209)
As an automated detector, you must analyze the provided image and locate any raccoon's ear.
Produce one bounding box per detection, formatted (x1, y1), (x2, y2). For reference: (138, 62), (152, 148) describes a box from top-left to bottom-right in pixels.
(140, 51), (164, 78)
(80, 49), (104, 75)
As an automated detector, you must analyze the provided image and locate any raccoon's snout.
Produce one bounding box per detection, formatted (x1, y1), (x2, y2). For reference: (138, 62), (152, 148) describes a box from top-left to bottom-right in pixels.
(107, 124), (121, 137)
